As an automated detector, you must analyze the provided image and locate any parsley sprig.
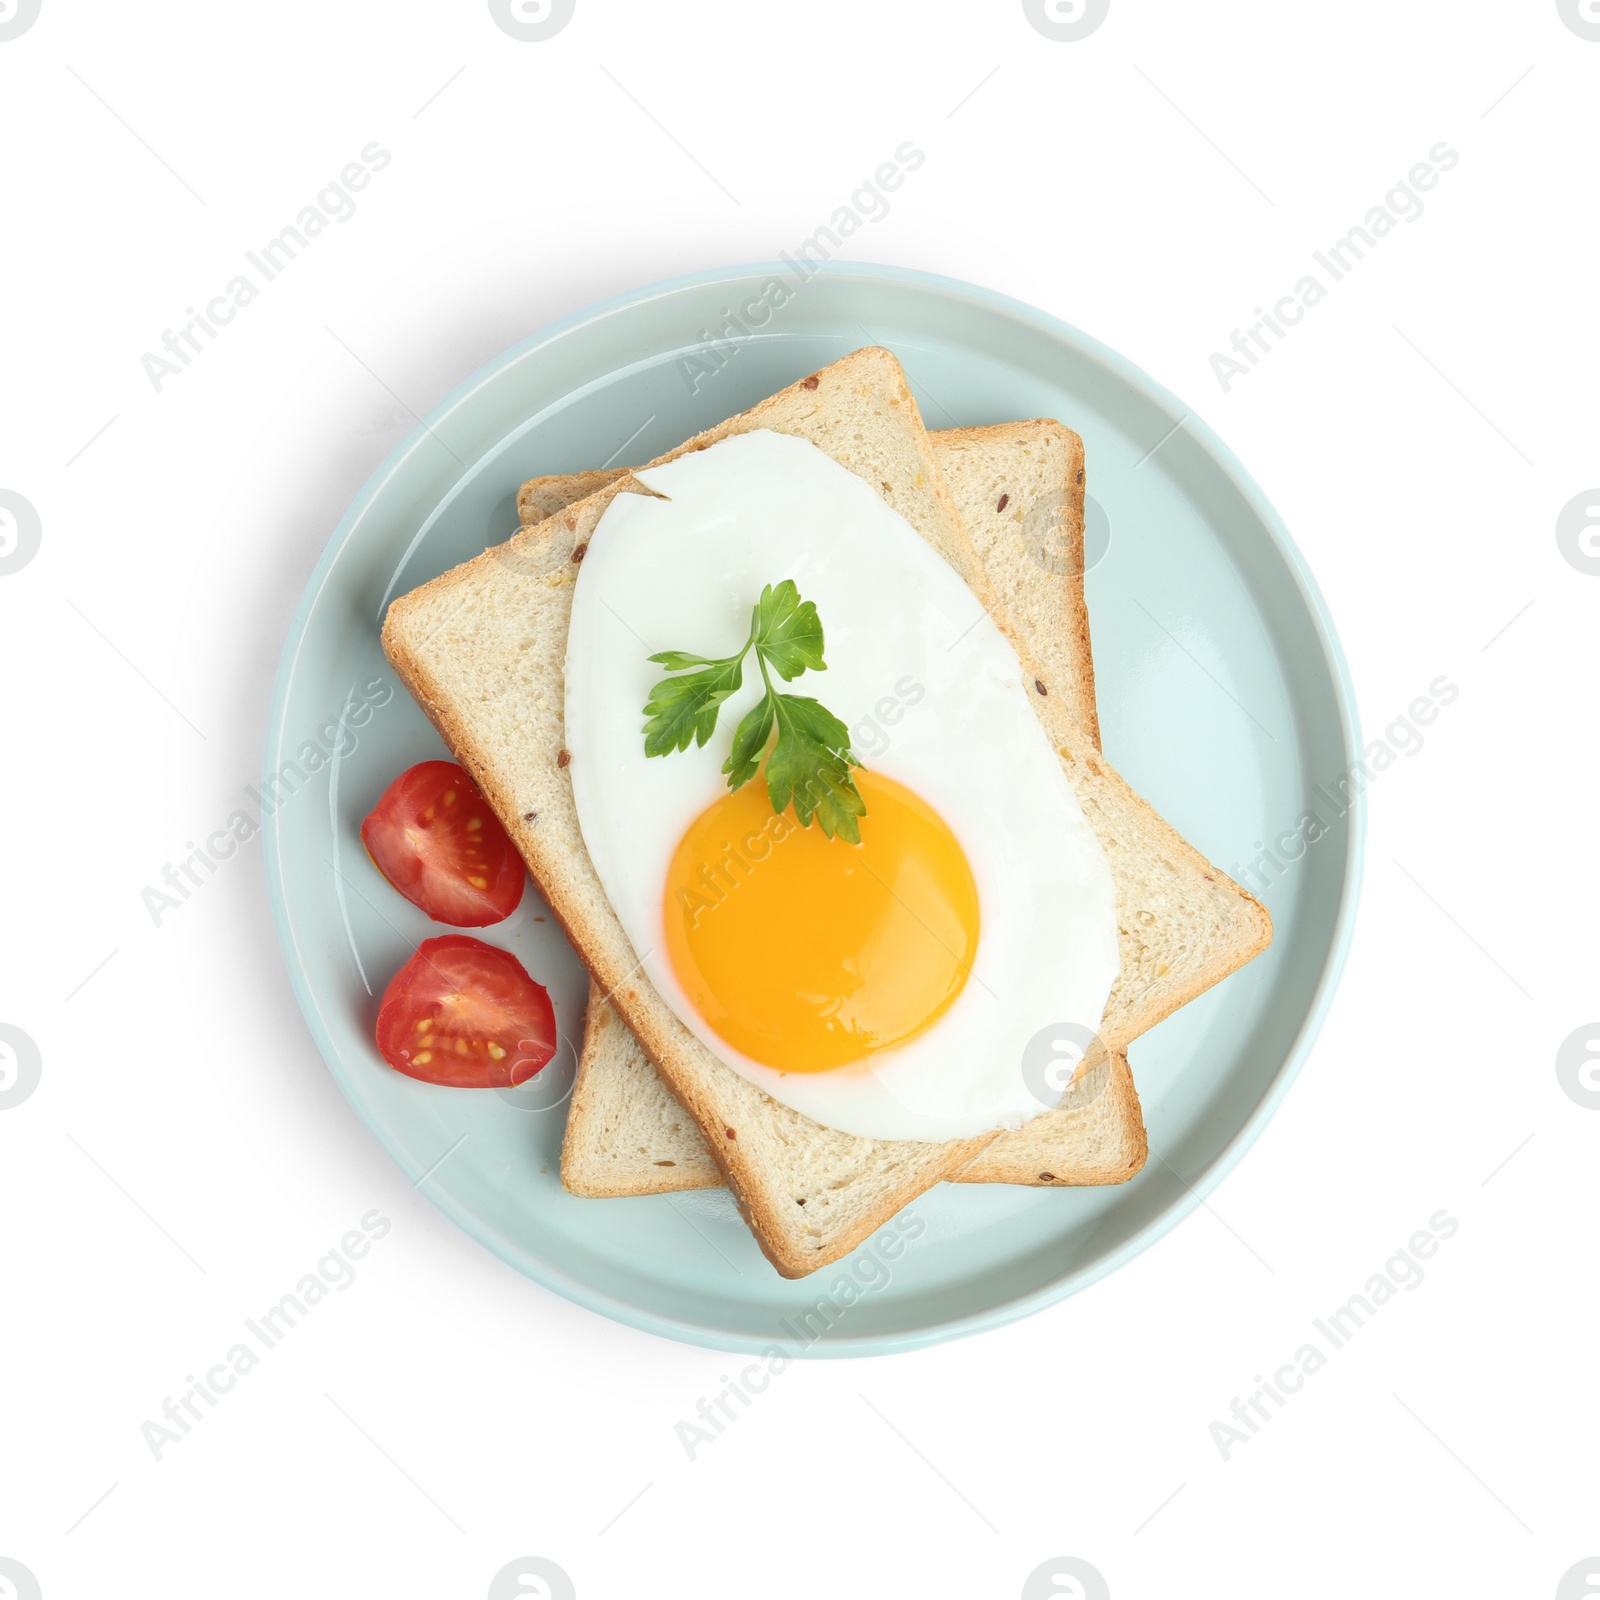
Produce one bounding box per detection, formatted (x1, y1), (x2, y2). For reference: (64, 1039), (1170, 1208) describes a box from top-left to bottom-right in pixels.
(642, 580), (867, 842)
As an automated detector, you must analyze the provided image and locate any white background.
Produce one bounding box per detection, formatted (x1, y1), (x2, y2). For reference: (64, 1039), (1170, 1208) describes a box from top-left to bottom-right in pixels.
(2, 2), (1597, 1597)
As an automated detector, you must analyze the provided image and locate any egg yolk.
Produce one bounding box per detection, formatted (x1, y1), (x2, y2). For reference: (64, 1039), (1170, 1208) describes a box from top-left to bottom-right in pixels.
(662, 771), (980, 1073)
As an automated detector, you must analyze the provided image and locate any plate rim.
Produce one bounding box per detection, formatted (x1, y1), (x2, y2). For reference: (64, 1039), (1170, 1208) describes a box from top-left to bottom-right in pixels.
(262, 260), (1365, 1356)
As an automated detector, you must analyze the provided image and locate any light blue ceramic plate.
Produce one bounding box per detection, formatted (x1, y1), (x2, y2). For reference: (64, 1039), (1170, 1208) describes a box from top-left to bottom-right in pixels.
(264, 264), (1361, 1356)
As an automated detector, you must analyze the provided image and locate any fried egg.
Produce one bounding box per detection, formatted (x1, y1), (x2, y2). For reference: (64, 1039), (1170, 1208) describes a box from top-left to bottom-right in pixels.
(563, 429), (1118, 1141)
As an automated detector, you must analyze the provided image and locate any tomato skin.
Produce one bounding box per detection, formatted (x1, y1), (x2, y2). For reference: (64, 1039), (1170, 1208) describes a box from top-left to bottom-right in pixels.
(375, 936), (557, 1088)
(361, 760), (525, 927)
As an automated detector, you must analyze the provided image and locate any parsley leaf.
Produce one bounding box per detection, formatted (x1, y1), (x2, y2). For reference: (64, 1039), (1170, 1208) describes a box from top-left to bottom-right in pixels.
(763, 693), (865, 842)
(750, 580), (826, 681)
(723, 695), (775, 792)
(641, 654), (745, 756)
(642, 579), (867, 838)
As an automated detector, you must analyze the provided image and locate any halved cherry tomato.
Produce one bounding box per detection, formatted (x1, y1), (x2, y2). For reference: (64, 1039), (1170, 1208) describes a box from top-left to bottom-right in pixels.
(375, 935), (556, 1087)
(361, 760), (524, 927)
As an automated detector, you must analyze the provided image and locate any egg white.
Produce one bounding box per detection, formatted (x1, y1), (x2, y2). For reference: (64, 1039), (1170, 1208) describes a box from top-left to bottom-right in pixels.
(563, 429), (1119, 1141)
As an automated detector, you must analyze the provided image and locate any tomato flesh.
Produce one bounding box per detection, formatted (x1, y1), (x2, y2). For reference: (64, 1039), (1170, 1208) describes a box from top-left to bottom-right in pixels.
(375, 936), (557, 1088)
(361, 760), (525, 927)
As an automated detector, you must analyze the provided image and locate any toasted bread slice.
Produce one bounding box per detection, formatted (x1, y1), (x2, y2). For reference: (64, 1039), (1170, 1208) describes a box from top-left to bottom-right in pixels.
(533, 422), (1136, 1197)
(383, 349), (1269, 1274)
